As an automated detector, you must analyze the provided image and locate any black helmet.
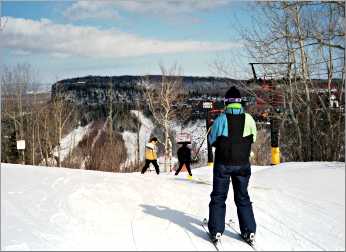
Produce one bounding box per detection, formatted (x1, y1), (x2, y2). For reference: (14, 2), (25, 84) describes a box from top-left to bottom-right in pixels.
(150, 137), (158, 142)
(224, 86), (241, 105)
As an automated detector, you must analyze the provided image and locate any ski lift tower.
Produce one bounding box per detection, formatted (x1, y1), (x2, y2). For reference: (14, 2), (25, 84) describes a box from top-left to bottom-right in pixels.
(249, 62), (291, 165)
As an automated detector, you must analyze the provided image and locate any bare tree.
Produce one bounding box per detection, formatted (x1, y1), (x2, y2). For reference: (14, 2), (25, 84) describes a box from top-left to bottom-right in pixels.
(106, 80), (115, 143)
(36, 103), (56, 166)
(1, 63), (39, 164)
(142, 64), (184, 172)
(80, 120), (127, 172)
(51, 94), (76, 167)
(234, 1), (345, 161)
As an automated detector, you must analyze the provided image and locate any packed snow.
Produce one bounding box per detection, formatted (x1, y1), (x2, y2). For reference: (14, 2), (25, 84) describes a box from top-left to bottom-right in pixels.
(1, 162), (345, 251)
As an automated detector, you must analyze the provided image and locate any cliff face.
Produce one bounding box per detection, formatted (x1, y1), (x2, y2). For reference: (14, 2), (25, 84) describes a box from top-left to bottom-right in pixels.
(51, 75), (243, 105)
(51, 76), (142, 106)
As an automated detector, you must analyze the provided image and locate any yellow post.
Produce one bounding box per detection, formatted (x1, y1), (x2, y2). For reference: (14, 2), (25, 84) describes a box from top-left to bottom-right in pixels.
(271, 147), (280, 165)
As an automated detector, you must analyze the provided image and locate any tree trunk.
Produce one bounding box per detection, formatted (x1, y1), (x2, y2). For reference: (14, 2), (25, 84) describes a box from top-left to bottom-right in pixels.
(58, 121), (62, 167)
(137, 109), (140, 170)
(164, 123), (169, 173)
(294, 4), (312, 160)
(32, 119), (35, 165)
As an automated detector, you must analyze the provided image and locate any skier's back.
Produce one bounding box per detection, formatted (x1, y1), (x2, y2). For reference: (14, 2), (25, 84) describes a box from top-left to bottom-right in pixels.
(177, 144), (191, 163)
(207, 86), (257, 243)
(175, 143), (192, 177)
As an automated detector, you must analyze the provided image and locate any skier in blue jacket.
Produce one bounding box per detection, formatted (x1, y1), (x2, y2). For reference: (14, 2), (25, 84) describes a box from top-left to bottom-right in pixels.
(207, 86), (257, 244)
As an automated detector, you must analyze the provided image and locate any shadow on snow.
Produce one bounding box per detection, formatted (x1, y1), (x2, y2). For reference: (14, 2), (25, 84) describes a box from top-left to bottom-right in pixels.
(140, 204), (241, 243)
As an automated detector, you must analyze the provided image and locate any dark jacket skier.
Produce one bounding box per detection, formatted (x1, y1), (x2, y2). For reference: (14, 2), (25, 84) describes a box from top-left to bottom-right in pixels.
(207, 86), (257, 243)
(175, 143), (192, 177)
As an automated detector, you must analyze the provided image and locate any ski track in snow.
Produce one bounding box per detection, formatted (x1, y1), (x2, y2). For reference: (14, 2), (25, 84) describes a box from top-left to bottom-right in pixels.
(1, 162), (345, 251)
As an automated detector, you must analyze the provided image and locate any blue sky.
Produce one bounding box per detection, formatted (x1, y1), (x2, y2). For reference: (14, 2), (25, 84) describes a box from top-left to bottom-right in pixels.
(2, 1), (255, 83)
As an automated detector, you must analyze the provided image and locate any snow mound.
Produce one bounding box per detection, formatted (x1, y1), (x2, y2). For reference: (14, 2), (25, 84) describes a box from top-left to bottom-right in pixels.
(1, 162), (345, 251)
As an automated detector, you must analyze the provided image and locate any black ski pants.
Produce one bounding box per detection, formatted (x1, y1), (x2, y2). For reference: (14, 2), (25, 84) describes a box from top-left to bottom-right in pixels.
(175, 162), (192, 176)
(208, 163), (256, 236)
(141, 159), (160, 174)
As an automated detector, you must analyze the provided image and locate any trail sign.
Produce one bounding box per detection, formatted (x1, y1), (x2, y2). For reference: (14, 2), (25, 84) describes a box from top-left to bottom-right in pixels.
(16, 140), (25, 150)
(176, 132), (192, 144)
(203, 102), (213, 109)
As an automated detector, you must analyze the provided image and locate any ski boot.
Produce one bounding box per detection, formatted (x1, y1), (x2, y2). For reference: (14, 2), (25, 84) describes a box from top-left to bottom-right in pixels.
(211, 232), (222, 243)
(241, 232), (255, 244)
(202, 218), (222, 244)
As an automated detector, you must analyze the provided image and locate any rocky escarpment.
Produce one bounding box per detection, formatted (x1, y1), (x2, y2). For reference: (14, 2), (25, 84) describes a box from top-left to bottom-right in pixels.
(51, 75), (243, 106)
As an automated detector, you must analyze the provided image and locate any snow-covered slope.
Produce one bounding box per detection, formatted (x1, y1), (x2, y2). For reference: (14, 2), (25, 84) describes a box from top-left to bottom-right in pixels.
(44, 123), (91, 166)
(121, 110), (155, 168)
(1, 162), (345, 251)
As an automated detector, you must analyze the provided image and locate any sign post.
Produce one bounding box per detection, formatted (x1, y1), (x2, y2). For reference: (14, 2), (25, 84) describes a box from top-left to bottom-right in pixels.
(16, 140), (25, 164)
(202, 102), (213, 109)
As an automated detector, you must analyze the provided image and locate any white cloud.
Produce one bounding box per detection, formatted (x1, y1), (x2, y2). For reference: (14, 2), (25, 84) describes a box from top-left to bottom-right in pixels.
(11, 49), (31, 56)
(63, 0), (231, 21)
(114, 0), (231, 15)
(2, 17), (242, 59)
(63, 1), (121, 21)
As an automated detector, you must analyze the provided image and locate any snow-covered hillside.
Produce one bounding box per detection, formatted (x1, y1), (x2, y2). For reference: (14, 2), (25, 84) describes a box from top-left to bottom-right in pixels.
(121, 110), (155, 168)
(1, 162), (345, 251)
(172, 120), (208, 161)
(44, 123), (92, 166)
(56, 124), (91, 160)
(121, 114), (208, 168)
